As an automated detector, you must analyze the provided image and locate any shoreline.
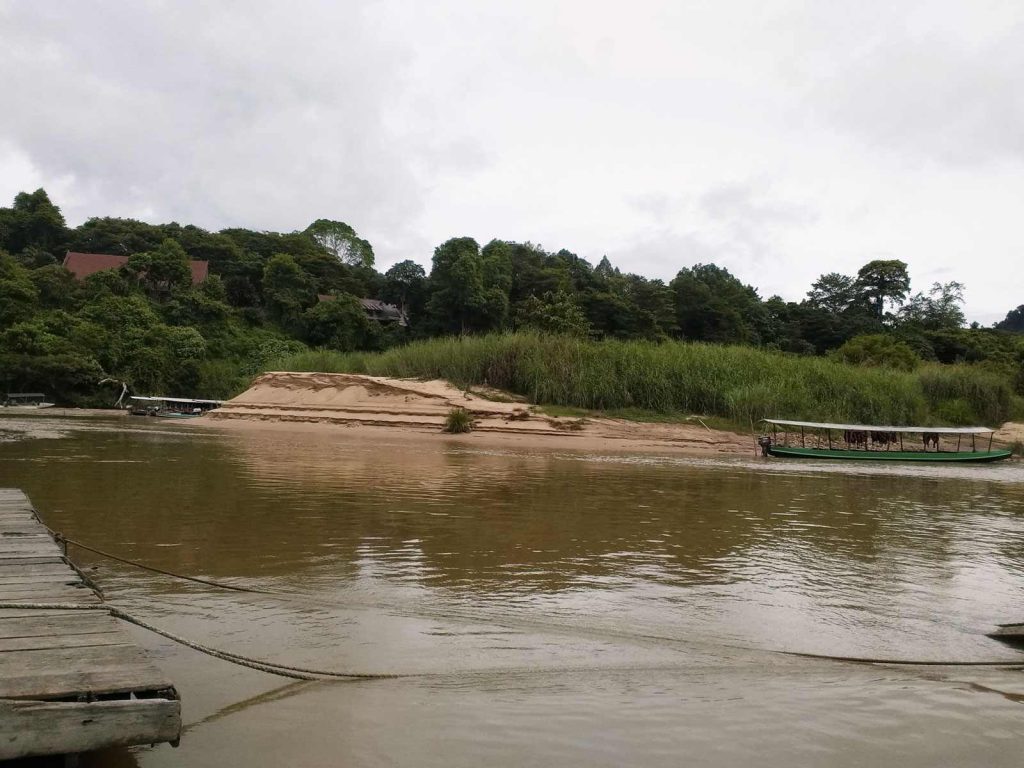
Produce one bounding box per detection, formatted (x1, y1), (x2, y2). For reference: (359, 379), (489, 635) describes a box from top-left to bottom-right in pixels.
(199, 371), (755, 456)
(194, 414), (757, 456)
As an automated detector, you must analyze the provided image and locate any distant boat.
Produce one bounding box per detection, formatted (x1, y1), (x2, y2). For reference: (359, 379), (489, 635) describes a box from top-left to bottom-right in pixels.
(128, 396), (223, 418)
(2, 393), (55, 409)
(758, 419), (1012, 463)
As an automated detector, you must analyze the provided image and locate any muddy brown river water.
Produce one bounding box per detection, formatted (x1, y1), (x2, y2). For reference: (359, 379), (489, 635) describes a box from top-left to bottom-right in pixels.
(1, 414), (1023, 766)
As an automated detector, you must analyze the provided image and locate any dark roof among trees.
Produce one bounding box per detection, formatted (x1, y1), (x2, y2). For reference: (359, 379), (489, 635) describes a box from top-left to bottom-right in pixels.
(63, 252), (209, 284)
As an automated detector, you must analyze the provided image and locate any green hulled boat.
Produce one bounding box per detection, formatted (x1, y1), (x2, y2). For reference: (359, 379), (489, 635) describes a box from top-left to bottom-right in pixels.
(759, 419), (1013, 463)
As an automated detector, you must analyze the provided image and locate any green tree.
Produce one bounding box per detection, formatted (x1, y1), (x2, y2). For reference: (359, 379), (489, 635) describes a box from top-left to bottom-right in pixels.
(304, 219), (374, 267)
(382, 260), (427, 321)
(854, 259), (911, 320)
(900, 281), (966, 330)
(670, 264), (763, 343)
(0, 253), (40, 326)
(69, 217), (168, 255)
(262, 254), (316, 326)
(126, 239), (192, 298)
(303, 293), (376, 351)
(0, 188), (67, 256)
(30, 265), (79, 309)
(995, 305), (1024, 332)
(515, 290), (591, 336)
(426, 237), (508, 334)
(806, 272), (856, 313)
(832, 334), (920, 371)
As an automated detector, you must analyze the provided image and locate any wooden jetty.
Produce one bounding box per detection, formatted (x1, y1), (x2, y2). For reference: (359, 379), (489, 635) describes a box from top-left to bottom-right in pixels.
(0, 488), (180, 760)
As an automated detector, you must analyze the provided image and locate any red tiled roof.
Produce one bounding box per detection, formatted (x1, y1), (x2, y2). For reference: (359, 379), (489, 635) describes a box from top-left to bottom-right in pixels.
(62, 252), (209, 284)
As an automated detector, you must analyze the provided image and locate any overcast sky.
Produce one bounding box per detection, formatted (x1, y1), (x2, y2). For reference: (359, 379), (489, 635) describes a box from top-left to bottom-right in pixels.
(1, 0), (1021, 323)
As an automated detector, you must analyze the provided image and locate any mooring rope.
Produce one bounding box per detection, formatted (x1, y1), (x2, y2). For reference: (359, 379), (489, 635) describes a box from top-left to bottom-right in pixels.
(0, 601), (410, 680)
(34, 532), (1024, 671)
(54, 534), (267, 595)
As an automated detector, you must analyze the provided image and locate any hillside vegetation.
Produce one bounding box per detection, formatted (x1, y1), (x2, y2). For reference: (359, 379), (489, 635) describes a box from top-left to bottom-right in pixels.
(1, 187), (1022, 414)
(274, 333), (1022, 427)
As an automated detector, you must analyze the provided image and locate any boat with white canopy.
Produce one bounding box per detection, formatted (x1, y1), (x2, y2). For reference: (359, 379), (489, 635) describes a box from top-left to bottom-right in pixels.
(758, 419), (1012, 462)
(129, 396), (223, 418)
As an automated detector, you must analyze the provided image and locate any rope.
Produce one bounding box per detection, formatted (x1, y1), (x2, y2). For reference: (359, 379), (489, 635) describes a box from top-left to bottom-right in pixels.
(57, 535), (267, 594)
(0, 601), (409, 680)
(36, 534), (1024, 671)
(778, 649), (1024, 667)
(106, 606), (410, 680)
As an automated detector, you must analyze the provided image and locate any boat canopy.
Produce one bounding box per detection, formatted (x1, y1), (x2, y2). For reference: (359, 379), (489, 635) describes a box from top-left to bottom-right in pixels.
(129, 396), (223, 405)
(761, 418), (993, 435)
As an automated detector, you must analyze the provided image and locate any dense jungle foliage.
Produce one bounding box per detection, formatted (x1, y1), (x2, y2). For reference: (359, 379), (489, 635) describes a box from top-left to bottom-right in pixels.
(1, 188), (1022, 418)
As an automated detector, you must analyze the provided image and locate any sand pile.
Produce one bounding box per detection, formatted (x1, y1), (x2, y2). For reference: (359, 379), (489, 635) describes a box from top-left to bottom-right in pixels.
(208, 372), (752, 454)
(213, 372), (549, 432)
(994, 422), (1024, 446)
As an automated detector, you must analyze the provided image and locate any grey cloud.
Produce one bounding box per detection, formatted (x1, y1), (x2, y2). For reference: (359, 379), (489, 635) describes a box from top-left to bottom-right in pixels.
(0, 0), (477, 244)
(809, 24), (1024, 165)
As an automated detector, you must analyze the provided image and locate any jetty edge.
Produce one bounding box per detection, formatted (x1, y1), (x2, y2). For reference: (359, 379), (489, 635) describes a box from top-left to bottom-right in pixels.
(0, 488), (180, 761)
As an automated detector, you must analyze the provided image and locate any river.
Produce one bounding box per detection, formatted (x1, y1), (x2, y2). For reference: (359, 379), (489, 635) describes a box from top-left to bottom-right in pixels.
(1, 414), (1023, 767)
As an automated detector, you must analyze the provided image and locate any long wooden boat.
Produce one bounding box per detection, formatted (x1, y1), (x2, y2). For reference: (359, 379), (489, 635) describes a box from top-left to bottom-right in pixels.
(759, 419), (1012, 463)
(128, 396), (223, 418)
(2, 392), (55, 409)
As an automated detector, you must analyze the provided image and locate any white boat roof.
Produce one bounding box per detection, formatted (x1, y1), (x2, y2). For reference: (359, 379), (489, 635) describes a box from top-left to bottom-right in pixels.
(129, 396), (223, 404)
(761, 418), (994, 435)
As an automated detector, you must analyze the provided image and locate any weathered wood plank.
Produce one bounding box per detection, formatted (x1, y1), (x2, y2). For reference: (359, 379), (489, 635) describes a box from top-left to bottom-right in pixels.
(0, 488), (181, 754)
(0, 585), (101, 602)
(0, 632), (131, 652)
(0, 556), (66, 566)
(0, 698), (181, 760)
(0, 562), (70, 577)
(0, 644), (174, 699)
(0, 573), (82, 586)
(0, 608), (103, 619)
(0, 612), (121, 638)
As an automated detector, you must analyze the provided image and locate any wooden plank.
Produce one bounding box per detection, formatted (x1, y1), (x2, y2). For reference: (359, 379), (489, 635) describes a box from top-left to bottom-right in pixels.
(0, 573), (82, 586)
(0, 612), (121, 639)
(0, 608), (104, 619)
(0, 557), (66, 569)
(0, 585), (101, 602)
(0, 562), (70, 577)
(0, 633), (130, 652)
(0, 488), (181, 754)
(0, 644), (174, 699)
(0, 698), (181, 760)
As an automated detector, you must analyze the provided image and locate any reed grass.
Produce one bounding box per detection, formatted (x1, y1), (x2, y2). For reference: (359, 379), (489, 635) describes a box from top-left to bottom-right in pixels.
(443, 407), (474, 433)
(271, 332), (1016, 427)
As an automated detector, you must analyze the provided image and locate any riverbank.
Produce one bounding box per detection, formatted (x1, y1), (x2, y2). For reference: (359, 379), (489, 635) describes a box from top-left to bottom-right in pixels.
(204, 371), (754, 455)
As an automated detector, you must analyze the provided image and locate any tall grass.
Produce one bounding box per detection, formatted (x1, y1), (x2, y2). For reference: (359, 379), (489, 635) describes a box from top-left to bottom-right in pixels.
(269, 333), (1016, 426)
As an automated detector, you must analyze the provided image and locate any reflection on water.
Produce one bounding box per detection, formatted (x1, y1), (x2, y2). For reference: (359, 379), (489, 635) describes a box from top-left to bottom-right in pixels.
(2, 415), (1024, 767)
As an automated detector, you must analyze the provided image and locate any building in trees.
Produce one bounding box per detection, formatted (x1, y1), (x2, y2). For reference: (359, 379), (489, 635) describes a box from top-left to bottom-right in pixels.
(317, 294), (408, 326)
(63, 252), (209, 285)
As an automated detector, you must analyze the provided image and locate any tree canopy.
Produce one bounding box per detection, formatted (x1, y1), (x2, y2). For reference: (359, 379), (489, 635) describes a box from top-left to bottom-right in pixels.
(0, 188), (1020, 408)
